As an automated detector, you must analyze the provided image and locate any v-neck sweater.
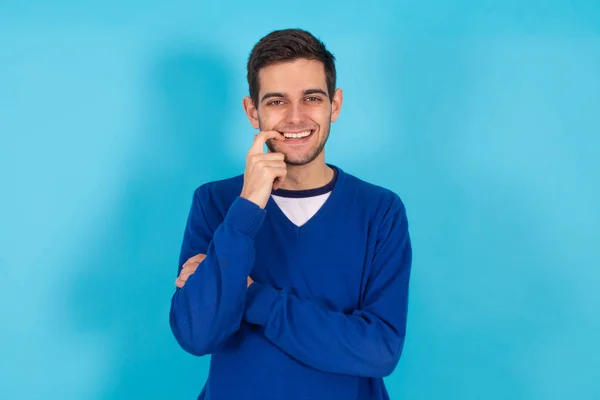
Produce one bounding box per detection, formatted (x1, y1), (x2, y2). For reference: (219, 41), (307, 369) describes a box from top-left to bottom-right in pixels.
(170, 165), (413, 400)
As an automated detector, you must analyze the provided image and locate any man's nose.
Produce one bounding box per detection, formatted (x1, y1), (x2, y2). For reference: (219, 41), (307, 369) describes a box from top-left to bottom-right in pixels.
(285, 102), (305, 125)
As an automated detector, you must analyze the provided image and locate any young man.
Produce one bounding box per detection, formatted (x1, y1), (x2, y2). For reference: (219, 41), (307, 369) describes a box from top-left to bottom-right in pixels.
(169, 29), (413, 400)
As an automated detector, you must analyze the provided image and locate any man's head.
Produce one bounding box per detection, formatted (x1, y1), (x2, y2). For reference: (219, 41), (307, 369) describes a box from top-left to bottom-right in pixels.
(243, 29), (343, 166)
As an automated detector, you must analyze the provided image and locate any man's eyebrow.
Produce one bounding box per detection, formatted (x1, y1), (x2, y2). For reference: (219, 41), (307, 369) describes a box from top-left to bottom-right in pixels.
(303, 88), (328, 97)
(260, 92), (286, 102)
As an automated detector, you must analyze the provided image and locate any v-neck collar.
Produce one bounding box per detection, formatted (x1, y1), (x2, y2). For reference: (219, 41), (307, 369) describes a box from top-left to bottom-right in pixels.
(271, 166), (338, 199)
(266, 164), (346, 232)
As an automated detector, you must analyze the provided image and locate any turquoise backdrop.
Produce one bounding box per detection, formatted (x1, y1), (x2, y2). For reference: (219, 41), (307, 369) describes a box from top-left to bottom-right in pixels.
(1, 1), (599, 399)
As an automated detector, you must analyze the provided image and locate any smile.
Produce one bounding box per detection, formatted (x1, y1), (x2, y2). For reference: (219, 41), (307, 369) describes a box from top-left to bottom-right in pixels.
(280, 130), (314, 140)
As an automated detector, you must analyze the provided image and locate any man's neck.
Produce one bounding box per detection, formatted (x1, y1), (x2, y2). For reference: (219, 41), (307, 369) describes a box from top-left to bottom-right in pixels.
(278, 157), (334, 191)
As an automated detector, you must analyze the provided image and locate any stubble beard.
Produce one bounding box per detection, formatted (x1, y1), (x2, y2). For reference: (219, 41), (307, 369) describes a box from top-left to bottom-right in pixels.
(260, 115), (332, 166)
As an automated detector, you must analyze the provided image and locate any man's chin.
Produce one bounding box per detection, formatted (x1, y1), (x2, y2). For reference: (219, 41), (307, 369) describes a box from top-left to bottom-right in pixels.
(267, 141), (325, 166)
(284, 150), (324, 166)
(279, 153), (303, 165)
(284, 158), (310, 166)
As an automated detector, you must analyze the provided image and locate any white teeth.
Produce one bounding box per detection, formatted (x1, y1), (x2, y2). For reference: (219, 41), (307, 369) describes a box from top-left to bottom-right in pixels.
(282, 130), (312, 139)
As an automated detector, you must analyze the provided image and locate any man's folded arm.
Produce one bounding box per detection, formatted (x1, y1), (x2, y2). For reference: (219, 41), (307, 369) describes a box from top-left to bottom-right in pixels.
(170, 190), (266, 356)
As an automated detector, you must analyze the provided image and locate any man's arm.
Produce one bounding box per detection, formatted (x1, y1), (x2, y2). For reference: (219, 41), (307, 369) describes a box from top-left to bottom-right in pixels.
(169, 189), (265, 356)
(243, 196), (412, 377)
(170, 130), (285, 356)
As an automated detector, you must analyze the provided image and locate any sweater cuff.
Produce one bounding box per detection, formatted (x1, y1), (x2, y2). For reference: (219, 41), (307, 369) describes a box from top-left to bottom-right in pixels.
(244, 282), (279, 326)
(224, 197), (266, 238)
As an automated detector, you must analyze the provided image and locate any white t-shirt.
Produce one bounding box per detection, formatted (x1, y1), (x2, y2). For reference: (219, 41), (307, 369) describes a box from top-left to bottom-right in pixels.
(271, 192), (331, 226)
(270, 166), (338, 227)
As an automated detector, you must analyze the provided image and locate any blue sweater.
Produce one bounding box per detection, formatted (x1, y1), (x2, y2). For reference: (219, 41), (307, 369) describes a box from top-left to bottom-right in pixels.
(169, 165), (412, 400)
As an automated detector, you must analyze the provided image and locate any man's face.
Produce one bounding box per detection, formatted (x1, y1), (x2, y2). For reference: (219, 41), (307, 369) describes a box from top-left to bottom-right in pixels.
(244, 58), (343, 165)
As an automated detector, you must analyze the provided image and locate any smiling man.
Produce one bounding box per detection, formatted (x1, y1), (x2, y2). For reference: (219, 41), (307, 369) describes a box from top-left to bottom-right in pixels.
(169, 29), (413, 400)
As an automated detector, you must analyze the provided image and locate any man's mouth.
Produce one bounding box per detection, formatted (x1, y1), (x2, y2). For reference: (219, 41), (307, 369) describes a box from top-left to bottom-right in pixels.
(278, 130), (314, 140)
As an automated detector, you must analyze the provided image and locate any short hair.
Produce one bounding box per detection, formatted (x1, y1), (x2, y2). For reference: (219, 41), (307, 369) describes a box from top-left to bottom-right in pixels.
(246, 29), (336, 106)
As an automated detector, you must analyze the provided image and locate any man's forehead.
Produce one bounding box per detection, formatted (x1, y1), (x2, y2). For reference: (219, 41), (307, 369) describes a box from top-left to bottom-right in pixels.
(258, 59), (327, 93)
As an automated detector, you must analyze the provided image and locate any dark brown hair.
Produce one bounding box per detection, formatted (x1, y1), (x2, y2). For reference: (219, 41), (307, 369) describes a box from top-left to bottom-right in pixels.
(246, 29), (336, 106)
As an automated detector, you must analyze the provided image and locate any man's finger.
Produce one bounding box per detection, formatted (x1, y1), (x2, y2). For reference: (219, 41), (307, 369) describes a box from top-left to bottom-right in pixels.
(175, 274), (188, 287)
(178, 271), (192, 282)
(248, 130), (284, 155)
(188, 253), (206, 263)
(181, 254), (204, 270)
(178, 266), (197, 280)
(176, 254), (204, 286)
(181, 255), (204, 269)
(175, 269), (195, 287)
(180, 262), (199, 273)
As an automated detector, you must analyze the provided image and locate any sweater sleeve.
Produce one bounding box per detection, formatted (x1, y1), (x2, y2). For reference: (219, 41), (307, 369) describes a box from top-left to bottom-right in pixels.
(242, 196), (412, 377)
(170, 188), (266, 356)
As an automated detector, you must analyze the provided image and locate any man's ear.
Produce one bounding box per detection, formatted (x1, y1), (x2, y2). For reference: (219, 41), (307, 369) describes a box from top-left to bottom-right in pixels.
(243, 96), (260, 129)
(330, 88), (343, 123)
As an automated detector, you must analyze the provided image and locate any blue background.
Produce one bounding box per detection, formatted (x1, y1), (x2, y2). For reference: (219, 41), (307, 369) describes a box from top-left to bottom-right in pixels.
(1, 1), (599, 399)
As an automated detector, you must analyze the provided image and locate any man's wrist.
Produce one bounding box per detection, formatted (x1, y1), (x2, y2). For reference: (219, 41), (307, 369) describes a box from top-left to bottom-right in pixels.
(224, 196), (266, 238)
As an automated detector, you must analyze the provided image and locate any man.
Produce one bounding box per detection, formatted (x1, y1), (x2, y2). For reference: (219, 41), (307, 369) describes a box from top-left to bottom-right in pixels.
(169, 28), (412, 400)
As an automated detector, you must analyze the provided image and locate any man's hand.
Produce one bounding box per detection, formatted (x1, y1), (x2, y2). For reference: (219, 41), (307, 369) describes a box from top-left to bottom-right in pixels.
(175, 253), (255, 289)
(175, 254), (206, 288)
(240, 130), (287, 209)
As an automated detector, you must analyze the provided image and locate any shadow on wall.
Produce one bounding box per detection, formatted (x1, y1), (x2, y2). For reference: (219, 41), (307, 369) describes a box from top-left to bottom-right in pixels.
(66, 46), (238, 399)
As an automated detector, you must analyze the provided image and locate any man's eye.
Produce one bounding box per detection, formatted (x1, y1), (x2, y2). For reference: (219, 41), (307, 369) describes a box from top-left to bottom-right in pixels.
(306, 96), (321, 102)
(268, 100), (284, 106)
